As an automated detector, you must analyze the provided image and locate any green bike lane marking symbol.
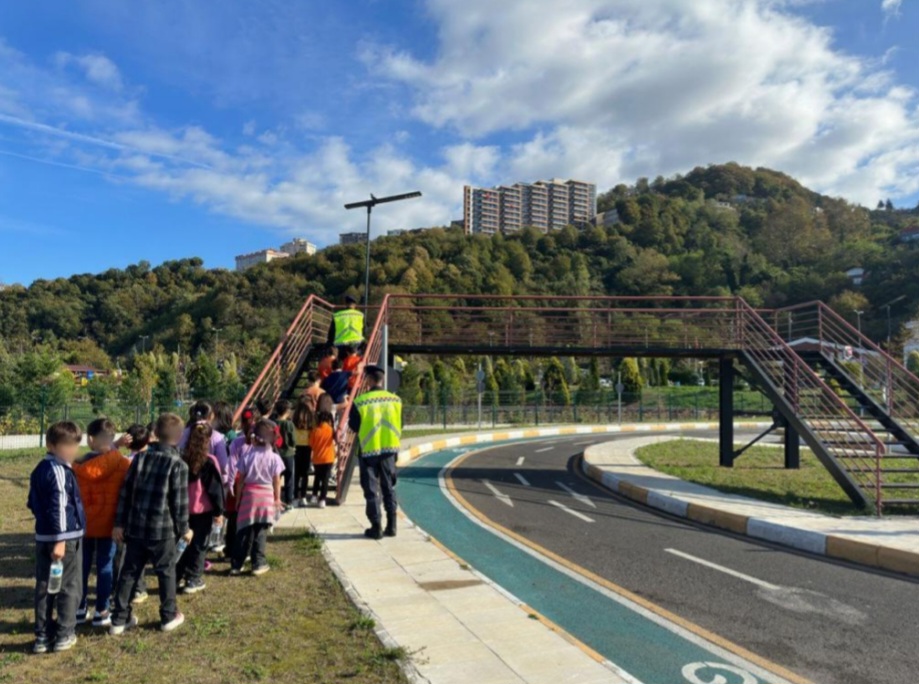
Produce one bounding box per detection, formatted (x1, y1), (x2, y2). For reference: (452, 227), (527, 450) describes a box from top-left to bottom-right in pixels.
(398, 443), (800, 684)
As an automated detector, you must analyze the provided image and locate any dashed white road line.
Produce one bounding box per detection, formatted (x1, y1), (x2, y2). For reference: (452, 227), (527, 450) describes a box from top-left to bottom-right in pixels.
(665, 549), (781, 591)
(574, 440), (597, 446)
(483, 480), (514, 507)
(514, 472), (531, 487)
(516, 456), (525, 466)
(548, 499), (595, 523)
(534, 446), (554, 453)
(555, 481), (596, 508)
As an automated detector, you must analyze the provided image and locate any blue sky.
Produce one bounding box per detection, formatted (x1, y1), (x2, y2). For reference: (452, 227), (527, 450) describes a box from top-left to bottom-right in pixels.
(0, 0), (917, 284)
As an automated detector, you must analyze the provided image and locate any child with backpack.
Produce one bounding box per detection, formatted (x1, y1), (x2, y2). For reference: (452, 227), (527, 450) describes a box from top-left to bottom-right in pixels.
(177, 421), (224, 594)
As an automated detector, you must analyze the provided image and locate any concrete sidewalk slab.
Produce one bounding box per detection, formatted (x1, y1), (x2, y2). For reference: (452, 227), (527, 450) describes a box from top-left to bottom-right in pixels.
(276, 495), (626, 684)
(581, 435), (919, 577)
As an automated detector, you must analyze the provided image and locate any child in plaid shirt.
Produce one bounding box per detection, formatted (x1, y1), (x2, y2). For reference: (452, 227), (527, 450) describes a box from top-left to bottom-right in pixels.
(109, 413), (191, 635)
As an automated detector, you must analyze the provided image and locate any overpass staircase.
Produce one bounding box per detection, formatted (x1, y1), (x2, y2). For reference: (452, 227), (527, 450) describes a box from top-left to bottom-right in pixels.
(238, 294), (919, 512)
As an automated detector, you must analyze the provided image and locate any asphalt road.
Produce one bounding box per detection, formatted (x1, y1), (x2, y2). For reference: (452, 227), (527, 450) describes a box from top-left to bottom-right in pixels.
(445, 433), (919, 684)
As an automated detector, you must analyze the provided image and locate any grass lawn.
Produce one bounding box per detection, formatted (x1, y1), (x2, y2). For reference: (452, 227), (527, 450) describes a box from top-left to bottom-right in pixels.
(634, 439), (867, 516)
(0, 449), (409, 684)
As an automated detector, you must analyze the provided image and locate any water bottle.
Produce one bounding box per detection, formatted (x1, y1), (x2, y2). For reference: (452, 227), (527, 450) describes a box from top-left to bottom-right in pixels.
(176, 538), (188, 556)
(207, 521), (223, 548)
(48, 560), (63, 594)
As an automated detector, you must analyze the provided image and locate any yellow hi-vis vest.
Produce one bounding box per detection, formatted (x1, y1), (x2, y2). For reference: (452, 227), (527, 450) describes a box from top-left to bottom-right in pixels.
(333, 309), (364, 345)
(355, 390), (402, 458)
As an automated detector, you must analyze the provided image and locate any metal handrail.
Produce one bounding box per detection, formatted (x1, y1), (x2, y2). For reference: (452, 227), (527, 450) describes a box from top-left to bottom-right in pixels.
(233, 294), (334, 422)
(740, 301), (886, 508)
(775, 301), (919, 430)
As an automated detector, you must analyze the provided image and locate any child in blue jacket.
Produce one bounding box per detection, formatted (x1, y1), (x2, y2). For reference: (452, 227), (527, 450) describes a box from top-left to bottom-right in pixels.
(27, 421), (86, 654)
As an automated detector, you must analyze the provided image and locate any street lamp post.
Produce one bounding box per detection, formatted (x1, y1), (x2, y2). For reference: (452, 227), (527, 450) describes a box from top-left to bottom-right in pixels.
(344, 191), (422, 307)
(139, 335), (150, 354)
(881, 295), (907, 348)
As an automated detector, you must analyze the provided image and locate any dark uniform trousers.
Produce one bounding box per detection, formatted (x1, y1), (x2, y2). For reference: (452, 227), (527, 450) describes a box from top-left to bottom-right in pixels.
(358, 453), (397, 526)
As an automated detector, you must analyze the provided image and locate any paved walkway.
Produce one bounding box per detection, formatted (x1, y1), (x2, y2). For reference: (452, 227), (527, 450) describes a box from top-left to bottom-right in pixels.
(275, 491), (623, 684)
(582, 435), (919, 577)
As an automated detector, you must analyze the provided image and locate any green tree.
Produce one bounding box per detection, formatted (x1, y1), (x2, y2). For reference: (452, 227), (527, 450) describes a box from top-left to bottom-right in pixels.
(542, 357), (571, 406)
(620, 358), (643, 394)
(188, 352), (222, 400)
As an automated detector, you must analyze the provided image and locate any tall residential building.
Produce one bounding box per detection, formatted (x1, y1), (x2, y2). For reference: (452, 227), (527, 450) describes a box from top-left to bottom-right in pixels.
(280, 238), (317, 256)
(463, 178), (596, 235)
(340, 231), (368, 245)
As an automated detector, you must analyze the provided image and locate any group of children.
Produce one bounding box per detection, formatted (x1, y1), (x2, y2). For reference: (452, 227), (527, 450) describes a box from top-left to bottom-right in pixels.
(27, 384), (341, 655)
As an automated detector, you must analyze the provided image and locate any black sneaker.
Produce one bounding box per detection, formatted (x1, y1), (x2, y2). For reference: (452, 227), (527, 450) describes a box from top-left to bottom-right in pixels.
(182, 579), (206, 594)
(384, 519), (397, 537)
(364, 525), (383, 540)
(33, 637), (50, 654)
(53, 634), (77, 652)
(75, 607), (88, 624)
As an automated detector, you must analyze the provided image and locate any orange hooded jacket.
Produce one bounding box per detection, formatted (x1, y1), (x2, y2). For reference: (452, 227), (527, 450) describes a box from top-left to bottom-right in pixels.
(73, 450), (131, 538)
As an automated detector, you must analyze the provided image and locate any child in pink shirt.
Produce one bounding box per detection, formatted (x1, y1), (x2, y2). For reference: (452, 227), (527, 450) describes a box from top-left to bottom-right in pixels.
(230, 419), (284, 576)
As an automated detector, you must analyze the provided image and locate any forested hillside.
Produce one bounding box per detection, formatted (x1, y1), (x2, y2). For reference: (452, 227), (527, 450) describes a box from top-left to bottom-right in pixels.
(2, 163), (918, 418)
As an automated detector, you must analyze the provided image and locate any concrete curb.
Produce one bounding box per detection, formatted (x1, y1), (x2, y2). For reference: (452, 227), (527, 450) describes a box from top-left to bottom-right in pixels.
(397, 421), (773, 467)
(316, 526), (432, 684)
(581, 442), (919, 578)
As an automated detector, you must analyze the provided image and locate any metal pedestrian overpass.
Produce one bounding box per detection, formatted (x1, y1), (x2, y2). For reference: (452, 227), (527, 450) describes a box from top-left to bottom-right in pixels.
(236, 294), (919, 513)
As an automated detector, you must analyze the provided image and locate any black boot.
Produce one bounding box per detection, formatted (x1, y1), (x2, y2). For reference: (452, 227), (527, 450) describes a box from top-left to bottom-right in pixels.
(364, 524), (383, 540)
(384, 518), (397, 538)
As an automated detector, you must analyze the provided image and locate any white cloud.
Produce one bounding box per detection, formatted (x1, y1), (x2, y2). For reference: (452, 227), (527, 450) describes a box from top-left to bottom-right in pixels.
(882, 0), (903, 18)
(367, 0), (919, 205)
(55, 52), (124, 90)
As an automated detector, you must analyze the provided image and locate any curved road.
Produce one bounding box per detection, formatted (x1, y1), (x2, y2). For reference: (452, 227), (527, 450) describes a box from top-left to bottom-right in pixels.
(399, 432), (918, 684)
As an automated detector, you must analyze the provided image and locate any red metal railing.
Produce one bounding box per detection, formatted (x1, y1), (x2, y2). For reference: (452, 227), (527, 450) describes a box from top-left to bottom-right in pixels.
(773, 301), (919, 434)
(739, 301), (886, 509)
(234, 294), (334, 422)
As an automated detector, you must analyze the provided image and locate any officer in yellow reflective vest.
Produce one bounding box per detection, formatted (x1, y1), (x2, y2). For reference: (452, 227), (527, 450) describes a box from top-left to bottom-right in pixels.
(348, 365), (402, 540)
(328, 295), (364, 350)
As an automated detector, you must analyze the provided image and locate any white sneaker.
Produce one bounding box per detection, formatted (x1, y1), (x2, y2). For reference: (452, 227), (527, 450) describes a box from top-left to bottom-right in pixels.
(109, 615), (138, 636)
(318, 500), (326, 509)
(161, 612), (185, 632)
(92, 610), (112, 627)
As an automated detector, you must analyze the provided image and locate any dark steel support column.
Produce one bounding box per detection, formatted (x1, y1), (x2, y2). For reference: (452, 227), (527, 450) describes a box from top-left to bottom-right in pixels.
(719, 356), (734, 468)
(783, 414), (800, 469)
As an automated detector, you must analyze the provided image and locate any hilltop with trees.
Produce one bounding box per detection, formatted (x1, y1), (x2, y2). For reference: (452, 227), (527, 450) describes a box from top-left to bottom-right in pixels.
(2, 162), (919, 422)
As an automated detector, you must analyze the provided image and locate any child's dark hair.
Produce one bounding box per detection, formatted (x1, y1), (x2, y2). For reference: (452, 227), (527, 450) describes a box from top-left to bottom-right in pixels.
(293, 398), (314, 431)
(340, 345), (354, 359)
(305, 370), (319, 385)
(212, 401), (235, 435)
(183, 421), (212, 476)
(187, 400), (212, 427)
(46, 421), (82, 447)
(87, 417), (116, 439)
(125, 423), (151, 452)
(331, 358), (343, 371)
(316, 411), (334, 426)
(252, 418), (277, 446)
(255, 398), (271, 417)
(274, 399), (292, 417)
(155, 413), (184, 443)
(239, 406), (261, 443)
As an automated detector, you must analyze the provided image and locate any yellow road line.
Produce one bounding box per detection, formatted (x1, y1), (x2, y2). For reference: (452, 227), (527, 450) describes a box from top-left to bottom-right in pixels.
(446, 449), (813, 684)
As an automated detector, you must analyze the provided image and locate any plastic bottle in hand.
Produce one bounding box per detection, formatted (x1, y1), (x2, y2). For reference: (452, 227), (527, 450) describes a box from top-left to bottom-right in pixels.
(176, 538), (188, 556)
(48, 560), (64, 594)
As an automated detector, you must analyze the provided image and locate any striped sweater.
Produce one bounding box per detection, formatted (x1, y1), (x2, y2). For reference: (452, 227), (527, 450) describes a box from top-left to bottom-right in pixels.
(28, 454), (86, 542)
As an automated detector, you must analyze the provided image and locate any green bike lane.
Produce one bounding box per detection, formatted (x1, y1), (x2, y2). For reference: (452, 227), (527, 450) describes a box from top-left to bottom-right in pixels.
(398, 440), (804, 684)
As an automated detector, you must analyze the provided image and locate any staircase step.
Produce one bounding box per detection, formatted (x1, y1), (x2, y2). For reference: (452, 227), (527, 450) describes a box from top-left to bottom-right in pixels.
(879, 483), (919, 489)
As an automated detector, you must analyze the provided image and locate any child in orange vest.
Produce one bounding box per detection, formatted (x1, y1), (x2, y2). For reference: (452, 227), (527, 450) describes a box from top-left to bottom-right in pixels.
(308, 411), (336, 508)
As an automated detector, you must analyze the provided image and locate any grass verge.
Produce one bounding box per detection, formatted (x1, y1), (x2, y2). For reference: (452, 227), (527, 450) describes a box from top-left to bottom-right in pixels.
(635, 439), (868, 516)
(0, 449), (409, 684)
